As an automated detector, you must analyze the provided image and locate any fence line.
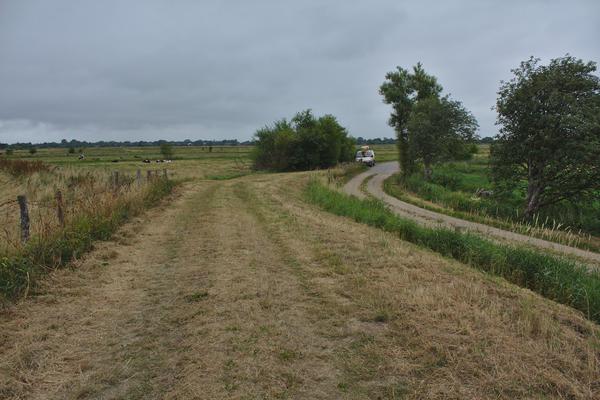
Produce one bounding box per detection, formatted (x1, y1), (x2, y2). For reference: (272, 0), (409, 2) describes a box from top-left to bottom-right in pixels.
(3, 169), (169, 246)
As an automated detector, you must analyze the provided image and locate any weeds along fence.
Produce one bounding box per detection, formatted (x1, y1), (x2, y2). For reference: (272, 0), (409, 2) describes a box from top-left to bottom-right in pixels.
(306, 177), (600, 324)
(0, 165), (174, 301)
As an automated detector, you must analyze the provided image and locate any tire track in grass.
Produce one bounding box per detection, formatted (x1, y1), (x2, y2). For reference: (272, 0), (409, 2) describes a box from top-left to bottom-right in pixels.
(162, 179), (344, 399)
(0, 182), (219, 399)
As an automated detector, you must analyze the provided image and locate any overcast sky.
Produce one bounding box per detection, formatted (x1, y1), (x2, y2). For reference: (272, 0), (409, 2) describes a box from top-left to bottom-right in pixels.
(0, 1), (598, 144)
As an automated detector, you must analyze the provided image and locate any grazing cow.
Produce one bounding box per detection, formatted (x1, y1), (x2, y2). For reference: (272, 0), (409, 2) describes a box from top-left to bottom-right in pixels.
(474, 188), (494, 198)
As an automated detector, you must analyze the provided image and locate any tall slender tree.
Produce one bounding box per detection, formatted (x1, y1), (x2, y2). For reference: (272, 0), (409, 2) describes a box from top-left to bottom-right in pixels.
(380, 63), (476, 179)
(379, 66), (415, 176)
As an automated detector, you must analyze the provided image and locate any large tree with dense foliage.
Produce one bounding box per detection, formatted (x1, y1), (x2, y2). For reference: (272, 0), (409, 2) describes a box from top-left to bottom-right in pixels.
(252, 110), (355, 171)
(380, 63), (478, 179)
(491, 56), (600, 218)
(407, 96), (478, 179)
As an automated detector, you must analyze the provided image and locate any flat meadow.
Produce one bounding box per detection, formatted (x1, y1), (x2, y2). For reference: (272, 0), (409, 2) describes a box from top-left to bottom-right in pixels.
(0, 143), (395, 257)
(0, 145), (254, 299)
(2, 143), (600, 399)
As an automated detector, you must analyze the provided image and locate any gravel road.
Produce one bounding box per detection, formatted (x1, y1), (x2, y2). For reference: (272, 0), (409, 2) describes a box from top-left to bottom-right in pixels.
(344, 161), (600, 264)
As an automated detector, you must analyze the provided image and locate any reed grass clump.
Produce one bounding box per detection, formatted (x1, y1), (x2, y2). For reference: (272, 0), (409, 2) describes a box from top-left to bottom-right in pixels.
(0, 158), (52, 177)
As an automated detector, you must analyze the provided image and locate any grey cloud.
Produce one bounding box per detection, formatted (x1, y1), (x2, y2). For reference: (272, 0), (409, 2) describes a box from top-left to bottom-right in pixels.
(0, 0), (598, 143)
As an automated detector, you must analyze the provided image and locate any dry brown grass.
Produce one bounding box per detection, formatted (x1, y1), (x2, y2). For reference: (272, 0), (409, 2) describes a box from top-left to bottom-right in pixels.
(0, 167), (169, 255)
(0, 173), (598, 399)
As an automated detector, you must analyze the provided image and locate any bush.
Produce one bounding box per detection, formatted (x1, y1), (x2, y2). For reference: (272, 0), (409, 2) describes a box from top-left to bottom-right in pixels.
(306, 179), (600, 323)
(253, 110), (355, 171)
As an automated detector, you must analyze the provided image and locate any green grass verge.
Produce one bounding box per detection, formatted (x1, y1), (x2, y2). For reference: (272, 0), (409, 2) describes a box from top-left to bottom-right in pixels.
(305, 179), (600, 324)
(0, 179), (176, 302)
(384, 173), (600, 253)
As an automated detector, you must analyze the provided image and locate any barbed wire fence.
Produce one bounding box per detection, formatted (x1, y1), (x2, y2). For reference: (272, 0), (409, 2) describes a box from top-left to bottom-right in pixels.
(0, 168), (170, 250)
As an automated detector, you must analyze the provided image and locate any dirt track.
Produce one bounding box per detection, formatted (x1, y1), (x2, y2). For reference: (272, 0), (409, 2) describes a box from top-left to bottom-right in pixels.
(1, 174), (598, 399)
(344, 161), (600, 264)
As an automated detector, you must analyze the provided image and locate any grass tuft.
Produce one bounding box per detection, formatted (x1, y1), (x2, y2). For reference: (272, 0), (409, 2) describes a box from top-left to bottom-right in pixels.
(0, 158), (52, 177)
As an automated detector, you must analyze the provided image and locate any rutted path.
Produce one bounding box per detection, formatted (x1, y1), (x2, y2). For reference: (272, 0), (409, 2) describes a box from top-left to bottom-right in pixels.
(1, 174), (598, 399)
(344, 161), (600, 264)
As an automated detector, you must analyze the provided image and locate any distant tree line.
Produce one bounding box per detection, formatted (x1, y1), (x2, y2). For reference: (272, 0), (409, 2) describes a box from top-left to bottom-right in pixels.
(2, 138), (251, 150)
(354, 137), (396, 145)
(1, 137), (405, 150)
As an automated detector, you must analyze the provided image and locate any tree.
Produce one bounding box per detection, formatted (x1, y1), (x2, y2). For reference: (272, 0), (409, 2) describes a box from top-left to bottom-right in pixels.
(491, 55), (600, 218)
(29, 147), (37, 155)
(407, 96), (478, 179)
(160, 143), (174, 159)
(253, 110), (355, 171)
(68, 147), (76, 154)
(380, 63), (477, 179)
(380, 63), (442, 177)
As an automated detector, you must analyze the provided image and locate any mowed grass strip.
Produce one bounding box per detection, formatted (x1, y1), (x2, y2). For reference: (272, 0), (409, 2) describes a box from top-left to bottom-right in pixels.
(306, 179), (600, 324)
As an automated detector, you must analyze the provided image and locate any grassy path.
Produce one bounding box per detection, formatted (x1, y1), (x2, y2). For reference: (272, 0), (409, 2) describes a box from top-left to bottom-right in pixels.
(345, 162), (600, 265)
(0, 174), (598, 399)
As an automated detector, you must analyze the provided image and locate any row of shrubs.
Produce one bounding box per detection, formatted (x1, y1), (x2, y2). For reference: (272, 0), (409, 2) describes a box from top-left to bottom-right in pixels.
(0, 178), (175, 302)
(306, 179), (600, 324)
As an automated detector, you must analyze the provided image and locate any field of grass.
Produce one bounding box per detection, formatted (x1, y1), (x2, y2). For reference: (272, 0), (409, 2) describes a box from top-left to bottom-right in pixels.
(384, 145), (600, 252)
(2, 143), (600, 398)
(1, 168), (599, 399)
(0, 146), (254, 301)
(367, 144), (398, 162)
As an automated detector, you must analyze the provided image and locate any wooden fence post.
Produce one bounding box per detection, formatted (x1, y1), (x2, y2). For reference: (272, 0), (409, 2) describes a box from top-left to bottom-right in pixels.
(136, 169), (142, 186)
(147, 170), (152, 182)
(56, 190), (65, 228)
(17, 195), (30, 243)
(163, 169), (167, 179)
(113, 171), (119, 189)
